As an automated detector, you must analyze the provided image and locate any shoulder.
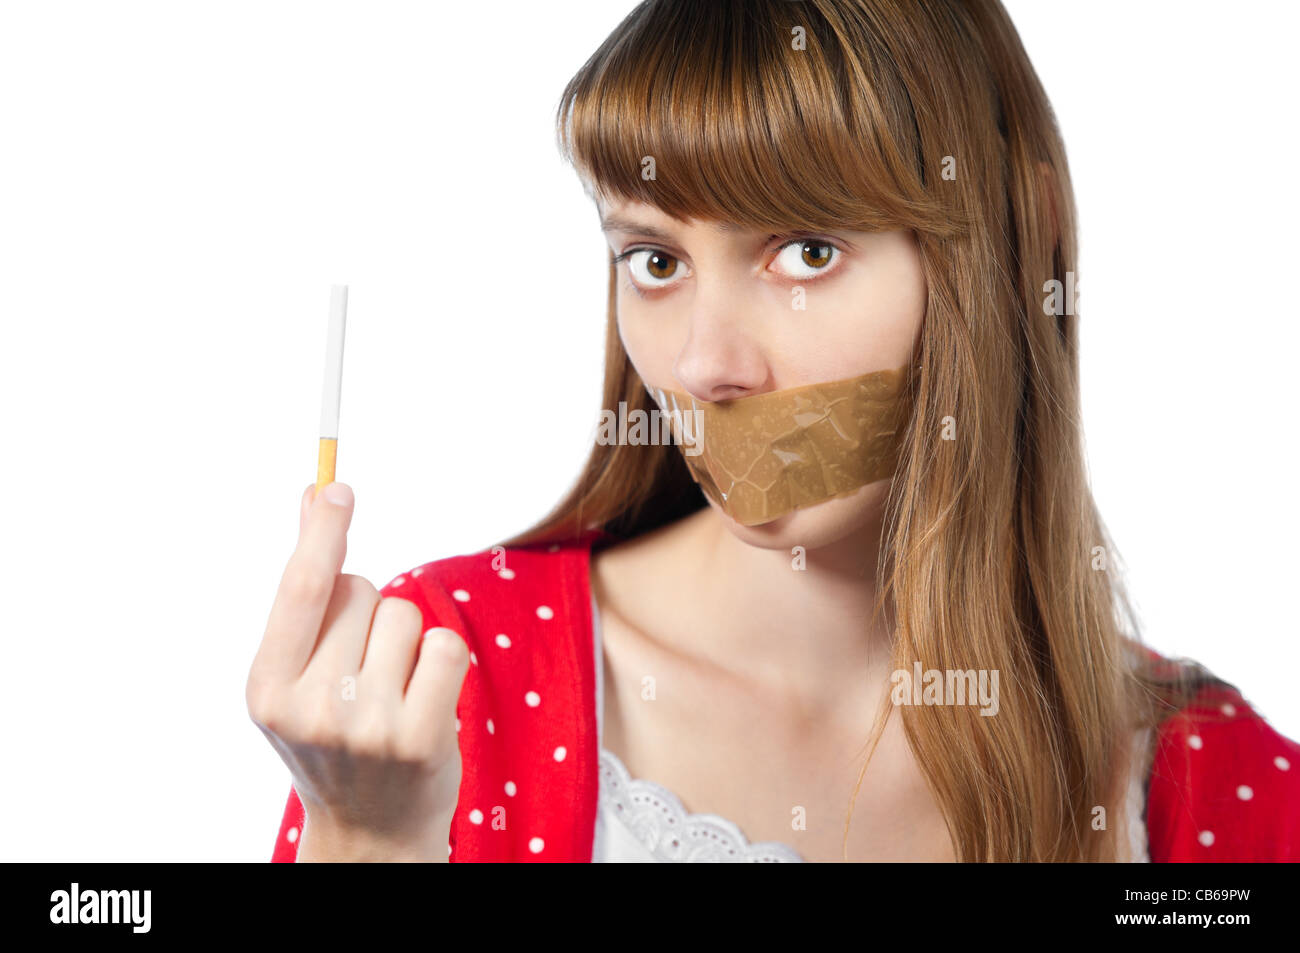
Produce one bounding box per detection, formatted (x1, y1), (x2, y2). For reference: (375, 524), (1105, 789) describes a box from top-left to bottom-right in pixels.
(1144, 655), (1300, 862)
(380, 532), (599, 637)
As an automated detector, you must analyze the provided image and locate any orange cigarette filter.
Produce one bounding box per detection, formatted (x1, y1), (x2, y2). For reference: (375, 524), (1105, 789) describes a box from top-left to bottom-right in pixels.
(316, 285), (348, 493)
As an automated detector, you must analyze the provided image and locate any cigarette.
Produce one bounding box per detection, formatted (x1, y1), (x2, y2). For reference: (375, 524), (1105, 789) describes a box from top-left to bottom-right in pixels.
(316, 284), (348, 492)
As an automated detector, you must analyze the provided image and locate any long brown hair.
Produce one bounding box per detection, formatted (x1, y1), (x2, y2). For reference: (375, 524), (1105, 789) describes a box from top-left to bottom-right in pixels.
(504, 0), (1226, 861)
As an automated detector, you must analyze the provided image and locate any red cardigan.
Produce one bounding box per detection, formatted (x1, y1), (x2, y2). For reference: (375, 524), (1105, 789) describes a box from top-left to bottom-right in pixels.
(269, 532), (1300, 862)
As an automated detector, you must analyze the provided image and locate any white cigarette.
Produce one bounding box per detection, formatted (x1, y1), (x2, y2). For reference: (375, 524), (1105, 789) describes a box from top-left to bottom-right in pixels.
(315, 285), (348, 491)
(319, 285), (348, 440)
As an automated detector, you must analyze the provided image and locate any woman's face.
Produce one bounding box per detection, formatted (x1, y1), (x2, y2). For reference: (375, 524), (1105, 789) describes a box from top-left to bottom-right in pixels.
(600, 197), (927, 551)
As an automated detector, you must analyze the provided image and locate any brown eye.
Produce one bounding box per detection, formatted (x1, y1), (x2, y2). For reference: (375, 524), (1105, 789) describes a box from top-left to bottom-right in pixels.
(771, 238), (842, 279)
(646, 251), (677, 279)
(619, 248), (688, 290)
(801, 242), (832, 268)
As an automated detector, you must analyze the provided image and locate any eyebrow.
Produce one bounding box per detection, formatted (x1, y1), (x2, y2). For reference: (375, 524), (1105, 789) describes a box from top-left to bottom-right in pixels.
(598, 214), (750, 241)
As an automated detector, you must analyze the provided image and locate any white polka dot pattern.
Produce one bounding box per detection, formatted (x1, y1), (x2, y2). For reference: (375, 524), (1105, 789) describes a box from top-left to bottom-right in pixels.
(258, 541), (1300, 866)
(1162, 693), (1300, 859)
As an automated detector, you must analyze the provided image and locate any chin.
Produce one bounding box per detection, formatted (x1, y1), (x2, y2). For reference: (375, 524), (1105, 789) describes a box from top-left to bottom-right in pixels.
(709, 478), (893, 551)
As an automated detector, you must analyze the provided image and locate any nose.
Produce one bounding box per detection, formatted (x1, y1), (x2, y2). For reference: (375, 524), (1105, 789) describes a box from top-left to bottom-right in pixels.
(671, 305), (770, 402)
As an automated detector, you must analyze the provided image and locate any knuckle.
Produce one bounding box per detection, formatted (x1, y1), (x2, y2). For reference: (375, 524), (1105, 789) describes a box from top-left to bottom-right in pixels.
(376, 595), (424, 633)
(349, 712), (395, 759)
(338, 573), (380, 603)
(245, 677), (281, 730)
(391, 731), (437, 765)
(300, 704), (344, 750)
(422, 627), (469, 666)
(282, 565), (331, 604)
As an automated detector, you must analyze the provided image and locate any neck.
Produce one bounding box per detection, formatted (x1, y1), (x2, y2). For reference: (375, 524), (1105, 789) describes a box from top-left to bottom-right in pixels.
(669, 503), (896, 706)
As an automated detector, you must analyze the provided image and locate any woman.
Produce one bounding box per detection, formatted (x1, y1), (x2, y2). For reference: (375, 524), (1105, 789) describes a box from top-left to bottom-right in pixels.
(249, 0), (1300, 862)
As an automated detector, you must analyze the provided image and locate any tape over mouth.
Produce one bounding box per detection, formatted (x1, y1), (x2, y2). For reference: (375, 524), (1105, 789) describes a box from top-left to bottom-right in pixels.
(645, 362), (913, 526)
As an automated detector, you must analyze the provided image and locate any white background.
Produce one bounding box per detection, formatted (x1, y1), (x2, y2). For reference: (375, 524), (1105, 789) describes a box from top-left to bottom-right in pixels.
(0, 1), (1295, 861)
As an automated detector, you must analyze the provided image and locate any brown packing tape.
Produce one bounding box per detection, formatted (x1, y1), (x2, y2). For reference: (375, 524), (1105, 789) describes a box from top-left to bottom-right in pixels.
(646, 363), (913, 526)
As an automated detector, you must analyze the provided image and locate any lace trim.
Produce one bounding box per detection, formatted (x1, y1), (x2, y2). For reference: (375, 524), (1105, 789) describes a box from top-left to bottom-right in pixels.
(591, 591), (802, 862)
(1122, 726), (1153, 863)
(597, 746), (805, 862)
(592, 594), (1149, 863)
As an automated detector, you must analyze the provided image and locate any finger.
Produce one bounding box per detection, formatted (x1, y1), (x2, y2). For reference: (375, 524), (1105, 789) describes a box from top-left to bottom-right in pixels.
(256, 481), (355, 681)
(298, 482), (316, 537)
(302, 573), (380, 689)
(357, 597), (425, 704)
(401, 625), (471, 748)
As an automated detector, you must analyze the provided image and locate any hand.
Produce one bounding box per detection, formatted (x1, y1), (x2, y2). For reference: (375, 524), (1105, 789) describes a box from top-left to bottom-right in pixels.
(246, 482), (469, 861)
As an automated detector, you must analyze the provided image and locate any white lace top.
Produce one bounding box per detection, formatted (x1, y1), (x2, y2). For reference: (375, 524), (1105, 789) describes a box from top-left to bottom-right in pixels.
(589, 594), (1151, 862)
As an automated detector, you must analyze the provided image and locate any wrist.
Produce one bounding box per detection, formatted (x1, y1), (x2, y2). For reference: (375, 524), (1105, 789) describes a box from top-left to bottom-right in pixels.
(297, 812), (449, 863)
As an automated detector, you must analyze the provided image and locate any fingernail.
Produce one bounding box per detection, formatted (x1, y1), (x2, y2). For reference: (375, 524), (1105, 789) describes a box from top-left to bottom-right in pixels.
(323, 482), (353, 507)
